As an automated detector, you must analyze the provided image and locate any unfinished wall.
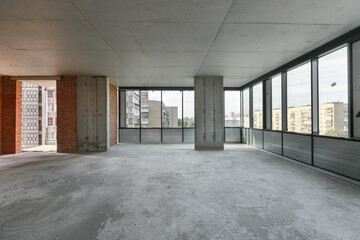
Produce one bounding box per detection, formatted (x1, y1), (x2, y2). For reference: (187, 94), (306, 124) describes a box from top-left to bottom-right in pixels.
(194, 76), (224, 150)
(77, 76), (110, 152)
(0, 76), (2, 154)
(57, 76), (77, 153)
(109, 83), (118, 146)
(2, 77), (22, 154)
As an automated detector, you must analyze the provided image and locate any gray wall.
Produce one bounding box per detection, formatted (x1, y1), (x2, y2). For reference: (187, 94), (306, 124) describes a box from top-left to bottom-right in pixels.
(77, 76), (110, 152)
(353, 40), (360, 138)
(314, 137), (360, 180)
(194, 76), (224, 150)
(263, 131), (282, 155)
(250, 129), (263, 148)
(283, 133), (311, 164)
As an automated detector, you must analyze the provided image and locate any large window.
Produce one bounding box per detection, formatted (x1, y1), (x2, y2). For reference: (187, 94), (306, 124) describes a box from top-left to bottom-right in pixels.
(319, 46), (348, 137)
(272, 75), (282, 130)
(183, 91), (194, 128)
(125, 90), (140, 128)
(287, 62), (312, 134)
(162, 91), (182, 128)
(141, 90), (161, 128)
(243, 89), (250, 128)
(253, 83), (263, 129)
(225, 91), (240, 127)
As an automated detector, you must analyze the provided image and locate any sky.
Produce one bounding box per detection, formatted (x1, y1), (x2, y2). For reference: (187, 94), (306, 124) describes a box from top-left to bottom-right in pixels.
(225, 91), (240, 114)
(145, 90), (194, 118)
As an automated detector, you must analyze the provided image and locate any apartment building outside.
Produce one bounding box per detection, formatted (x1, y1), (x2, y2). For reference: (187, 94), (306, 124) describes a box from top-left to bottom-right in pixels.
(253, 102), (348, 136)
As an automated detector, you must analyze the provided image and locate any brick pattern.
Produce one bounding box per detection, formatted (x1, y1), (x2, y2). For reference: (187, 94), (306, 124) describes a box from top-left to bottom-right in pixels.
(2, 77), (22, 154)
(109, 83), (118, 146)
(0, 76), (2, 154)
(57, 76), (77, 153)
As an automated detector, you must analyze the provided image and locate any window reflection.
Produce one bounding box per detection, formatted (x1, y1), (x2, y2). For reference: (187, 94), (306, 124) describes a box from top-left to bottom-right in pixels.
(253, 83), (263, 129)
(225, 91), (240, 127)
(272, 75), (282, 131)
(287, 62), (312, 134)
(319, 46), (348, 137)
(243, 89), (250, 128)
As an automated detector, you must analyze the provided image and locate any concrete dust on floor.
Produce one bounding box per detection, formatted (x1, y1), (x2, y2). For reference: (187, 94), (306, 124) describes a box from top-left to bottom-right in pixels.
(0, 144), (360, 240)
(22, 145), (57, 152)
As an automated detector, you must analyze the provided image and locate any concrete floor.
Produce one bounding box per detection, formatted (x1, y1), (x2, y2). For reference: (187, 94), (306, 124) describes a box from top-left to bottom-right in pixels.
(1, 144), (360, 240)
(22, 145), (57, 152)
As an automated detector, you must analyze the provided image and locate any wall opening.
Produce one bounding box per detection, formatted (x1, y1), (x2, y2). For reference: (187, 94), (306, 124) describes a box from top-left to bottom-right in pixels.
(21, 80), (57, 152)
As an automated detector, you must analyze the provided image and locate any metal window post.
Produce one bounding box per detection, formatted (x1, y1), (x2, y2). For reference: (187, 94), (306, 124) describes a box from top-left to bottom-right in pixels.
(249, 86), (254, 129)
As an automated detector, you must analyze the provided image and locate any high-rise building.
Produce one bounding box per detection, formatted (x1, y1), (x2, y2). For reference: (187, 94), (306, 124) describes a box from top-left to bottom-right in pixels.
(269, 102), (347, 135)
(166, 106), (179, 127)
(126, 91), (140, 127)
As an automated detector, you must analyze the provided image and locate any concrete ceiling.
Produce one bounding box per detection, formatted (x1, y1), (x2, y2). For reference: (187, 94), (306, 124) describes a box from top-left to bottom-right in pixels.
(0, 0), (360, 87)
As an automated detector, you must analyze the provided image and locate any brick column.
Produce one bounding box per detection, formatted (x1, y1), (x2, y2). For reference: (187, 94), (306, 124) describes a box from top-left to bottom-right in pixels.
(109, 83), (118, 146)
(2, 77), (22, 154)
(57, 76), (77, 153)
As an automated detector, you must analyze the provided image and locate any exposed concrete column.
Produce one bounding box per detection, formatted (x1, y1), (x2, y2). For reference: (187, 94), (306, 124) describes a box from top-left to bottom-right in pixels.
(77, 76), (110, 152)
(194, 76), (224, 150)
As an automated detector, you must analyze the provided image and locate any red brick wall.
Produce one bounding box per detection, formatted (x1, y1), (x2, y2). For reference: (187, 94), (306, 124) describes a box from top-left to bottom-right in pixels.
(57, 76), (77, 153)
(109, 83), (118, 146)
(0, 76), (2, 154)
(2, 77), (22, 154)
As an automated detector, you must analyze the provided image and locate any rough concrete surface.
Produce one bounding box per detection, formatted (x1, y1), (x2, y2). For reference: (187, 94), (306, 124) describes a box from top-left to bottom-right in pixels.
(1, 144), (360, 240)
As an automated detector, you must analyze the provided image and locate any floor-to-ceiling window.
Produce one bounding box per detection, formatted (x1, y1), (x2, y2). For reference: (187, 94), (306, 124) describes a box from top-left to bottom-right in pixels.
(271, 74), (282, 131)
(162, 91), (182, 128)
(225, 90), (241, 142)
(125, 90), (140, 128)
(141, 90), (161, 128)
(318, 46), (348, 137)
(252, 82), (263, 129)
(120, 89), (194, 143)
(287, 62), (312, 134)
(243, 88), (250, 128)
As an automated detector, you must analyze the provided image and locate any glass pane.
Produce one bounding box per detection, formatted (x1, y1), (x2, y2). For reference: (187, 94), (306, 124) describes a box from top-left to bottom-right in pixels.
(225, 91), (240, 127)
(183, 91), (194, 128)
(243, 89), (250, 128)
(162, 91), (182, 128)
(141, 90), (161, 128)
(272, 75), (282, 130)
(287, 62), (312, 134)
(125, 90), (140, 128)
(253, 83), (263, 129)
(319, 47), (348, 137)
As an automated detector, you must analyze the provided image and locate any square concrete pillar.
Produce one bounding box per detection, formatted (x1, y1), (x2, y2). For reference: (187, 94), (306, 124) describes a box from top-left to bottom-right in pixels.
(77, 76), (110, 152)
(194, 76), (224, 150)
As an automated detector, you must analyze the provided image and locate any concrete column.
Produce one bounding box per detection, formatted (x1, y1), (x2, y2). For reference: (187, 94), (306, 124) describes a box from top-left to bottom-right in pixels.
(352, 41), (360, 138)
(194, 76), (224, 150)
(77, 76), (110, 152)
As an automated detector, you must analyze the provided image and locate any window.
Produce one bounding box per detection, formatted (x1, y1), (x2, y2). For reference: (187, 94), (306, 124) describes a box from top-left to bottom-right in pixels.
(272, 75), (282, 130)
(125, 90), (140, 128)
(287, 62), (312, 134)
(225, 91), (240, 127)
(141, 90), (161, 128)
(183, 91), (194, 128)
(162, 91), (182, 128)
(252, 83), (263, 129)
(243, 89), (250, 128)
(319, 46), (348, 137)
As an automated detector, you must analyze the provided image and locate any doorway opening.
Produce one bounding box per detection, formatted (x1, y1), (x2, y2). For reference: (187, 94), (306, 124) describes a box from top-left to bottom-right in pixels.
(21, 80), (57, 152)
